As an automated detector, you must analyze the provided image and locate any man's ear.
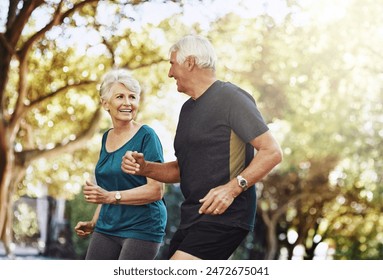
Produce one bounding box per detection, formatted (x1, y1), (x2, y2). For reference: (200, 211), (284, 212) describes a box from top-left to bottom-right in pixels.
(186, 56), (196, 70)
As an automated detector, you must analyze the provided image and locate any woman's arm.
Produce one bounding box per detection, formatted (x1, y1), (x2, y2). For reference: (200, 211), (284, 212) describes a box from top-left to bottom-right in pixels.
(83, 179), (166, 205)
(74, 204), (101, 237)
(116, 178), (165, 205)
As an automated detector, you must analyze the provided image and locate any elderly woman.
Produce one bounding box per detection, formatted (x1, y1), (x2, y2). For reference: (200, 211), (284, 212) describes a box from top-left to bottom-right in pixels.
(74, 69), (167, 260)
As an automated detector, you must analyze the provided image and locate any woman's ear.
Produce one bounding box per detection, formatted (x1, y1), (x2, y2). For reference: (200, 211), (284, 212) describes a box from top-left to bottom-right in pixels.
(101, 98), (110, 111)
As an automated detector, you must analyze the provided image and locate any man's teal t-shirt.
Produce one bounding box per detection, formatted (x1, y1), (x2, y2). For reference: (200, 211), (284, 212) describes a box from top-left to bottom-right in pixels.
(94, 125), (167, 243)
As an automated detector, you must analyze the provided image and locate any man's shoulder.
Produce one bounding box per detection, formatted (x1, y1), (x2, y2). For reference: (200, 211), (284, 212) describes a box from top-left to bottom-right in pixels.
(218, 81), (255, 102)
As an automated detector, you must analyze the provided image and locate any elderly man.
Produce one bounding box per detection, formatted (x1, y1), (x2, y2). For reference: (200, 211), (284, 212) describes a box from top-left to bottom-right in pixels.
(122, 34), (282, 260)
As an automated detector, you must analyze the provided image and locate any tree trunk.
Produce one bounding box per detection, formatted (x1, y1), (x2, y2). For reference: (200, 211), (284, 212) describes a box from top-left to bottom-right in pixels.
(265, 222), (278, 260)
(0, 120), (7, 208)
(0, 148), (14, 255)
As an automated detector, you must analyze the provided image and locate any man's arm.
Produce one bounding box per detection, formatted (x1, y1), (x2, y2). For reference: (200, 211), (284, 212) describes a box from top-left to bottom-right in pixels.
(239, 130), (283, 187)
(121, 151), (181, 183)
(199, 130), (282, 215)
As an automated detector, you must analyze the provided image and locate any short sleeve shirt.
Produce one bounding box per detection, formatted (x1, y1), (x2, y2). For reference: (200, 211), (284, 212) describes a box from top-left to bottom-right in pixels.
(94, 125), (167, 243)
(174, 81), (269, 231)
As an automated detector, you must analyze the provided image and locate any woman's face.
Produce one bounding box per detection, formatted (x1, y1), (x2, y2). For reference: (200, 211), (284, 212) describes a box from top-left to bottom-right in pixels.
(102, 82), (139, 123)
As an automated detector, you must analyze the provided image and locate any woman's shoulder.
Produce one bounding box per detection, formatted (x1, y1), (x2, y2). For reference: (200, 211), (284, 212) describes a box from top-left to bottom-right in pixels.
(137, 124), (161, 140)
(140, 124), (156, 134)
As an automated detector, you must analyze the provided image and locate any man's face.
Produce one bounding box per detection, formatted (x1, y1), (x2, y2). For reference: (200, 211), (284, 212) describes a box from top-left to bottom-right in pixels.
(168, 51), (189, 94)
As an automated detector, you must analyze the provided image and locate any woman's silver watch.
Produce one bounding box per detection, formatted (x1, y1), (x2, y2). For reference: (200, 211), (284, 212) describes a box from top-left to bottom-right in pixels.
(114, 191), (121, 204)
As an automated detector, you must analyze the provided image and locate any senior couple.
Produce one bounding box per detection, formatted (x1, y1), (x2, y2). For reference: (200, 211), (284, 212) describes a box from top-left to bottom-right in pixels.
(74, 34), (282, 260)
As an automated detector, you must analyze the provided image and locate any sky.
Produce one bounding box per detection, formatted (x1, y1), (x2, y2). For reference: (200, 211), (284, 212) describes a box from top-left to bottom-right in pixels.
(0, 0), (291, 32)
(128, 0), (291, 27)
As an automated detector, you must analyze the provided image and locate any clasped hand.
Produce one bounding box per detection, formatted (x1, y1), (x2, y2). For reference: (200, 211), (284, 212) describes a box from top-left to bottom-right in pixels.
(121, 151), (145, 175)
(74, 221), (95, 238)
(83, 180), (112, 204)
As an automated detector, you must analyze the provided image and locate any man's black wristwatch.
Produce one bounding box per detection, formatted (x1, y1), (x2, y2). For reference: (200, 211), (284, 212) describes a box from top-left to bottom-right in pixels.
(236, 175), (248, 192)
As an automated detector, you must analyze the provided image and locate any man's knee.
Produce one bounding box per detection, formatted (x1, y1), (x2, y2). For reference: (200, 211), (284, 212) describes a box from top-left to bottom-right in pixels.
(170, 250), (201, 260)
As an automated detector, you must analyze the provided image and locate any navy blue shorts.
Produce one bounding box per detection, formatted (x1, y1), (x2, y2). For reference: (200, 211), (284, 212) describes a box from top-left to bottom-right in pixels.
(168, 222), (249, 260)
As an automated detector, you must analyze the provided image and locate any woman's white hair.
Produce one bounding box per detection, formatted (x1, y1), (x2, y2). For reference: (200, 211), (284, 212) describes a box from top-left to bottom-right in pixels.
(99, 69), (141, 100)
(169, 35), (217, 70)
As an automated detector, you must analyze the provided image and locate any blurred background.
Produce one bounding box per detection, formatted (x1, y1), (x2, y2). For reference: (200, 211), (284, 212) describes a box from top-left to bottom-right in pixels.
(0, 0), (382, 260)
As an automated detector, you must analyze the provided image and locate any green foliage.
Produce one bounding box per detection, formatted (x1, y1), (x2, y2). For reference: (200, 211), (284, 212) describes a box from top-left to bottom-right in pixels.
(209, 0), (383, 259)
(13, 202), (39, 243)
(18, 138), (101, 199)
(2, 0), (382, 260)
(67, 189), (98, 259)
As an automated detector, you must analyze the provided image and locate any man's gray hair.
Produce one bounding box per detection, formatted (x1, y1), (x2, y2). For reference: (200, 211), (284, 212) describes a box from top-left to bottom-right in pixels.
(169, 35), (217, 70)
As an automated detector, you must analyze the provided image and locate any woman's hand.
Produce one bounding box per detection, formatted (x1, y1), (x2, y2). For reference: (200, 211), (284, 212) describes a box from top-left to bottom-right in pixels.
(83, 180), (114, 204)
(74, 221), (95, 238)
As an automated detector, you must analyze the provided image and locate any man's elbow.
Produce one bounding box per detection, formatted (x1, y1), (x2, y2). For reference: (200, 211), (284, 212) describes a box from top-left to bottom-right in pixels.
(273, 146), (283, 166)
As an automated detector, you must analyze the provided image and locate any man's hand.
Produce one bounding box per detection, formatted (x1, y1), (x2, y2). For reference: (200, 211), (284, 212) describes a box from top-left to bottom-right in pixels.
(198, 184), (239, 215)
(121, 151), (146, 175)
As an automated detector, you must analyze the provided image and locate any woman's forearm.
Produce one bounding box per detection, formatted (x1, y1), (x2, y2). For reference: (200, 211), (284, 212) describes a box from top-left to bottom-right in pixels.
(91, 204), (101, 225)
(118, 179), (165, 205)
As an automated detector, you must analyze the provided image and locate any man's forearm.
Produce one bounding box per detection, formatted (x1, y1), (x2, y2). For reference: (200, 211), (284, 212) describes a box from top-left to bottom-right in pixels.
(145, 160), (180, 184)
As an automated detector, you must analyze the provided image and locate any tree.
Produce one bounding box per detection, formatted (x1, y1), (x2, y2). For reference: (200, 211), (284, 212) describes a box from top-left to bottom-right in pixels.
(0, 0), (96, 256)
(0, 0), (185, 257)
(210, 0), (383, 259)
(2, 0), (381, 260)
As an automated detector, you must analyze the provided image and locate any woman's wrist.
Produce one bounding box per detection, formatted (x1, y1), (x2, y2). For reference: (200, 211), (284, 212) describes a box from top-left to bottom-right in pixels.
(90, 221), (96, 227)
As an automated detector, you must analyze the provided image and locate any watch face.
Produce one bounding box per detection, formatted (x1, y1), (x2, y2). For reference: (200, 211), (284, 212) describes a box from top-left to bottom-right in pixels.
(237, 175), (248, 190)
(115, 192), (121, 199)
(240, 179), (247, 187)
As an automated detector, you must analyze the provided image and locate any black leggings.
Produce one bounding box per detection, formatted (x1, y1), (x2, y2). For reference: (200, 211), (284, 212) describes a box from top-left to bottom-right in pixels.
(85, 231), (161, 260)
